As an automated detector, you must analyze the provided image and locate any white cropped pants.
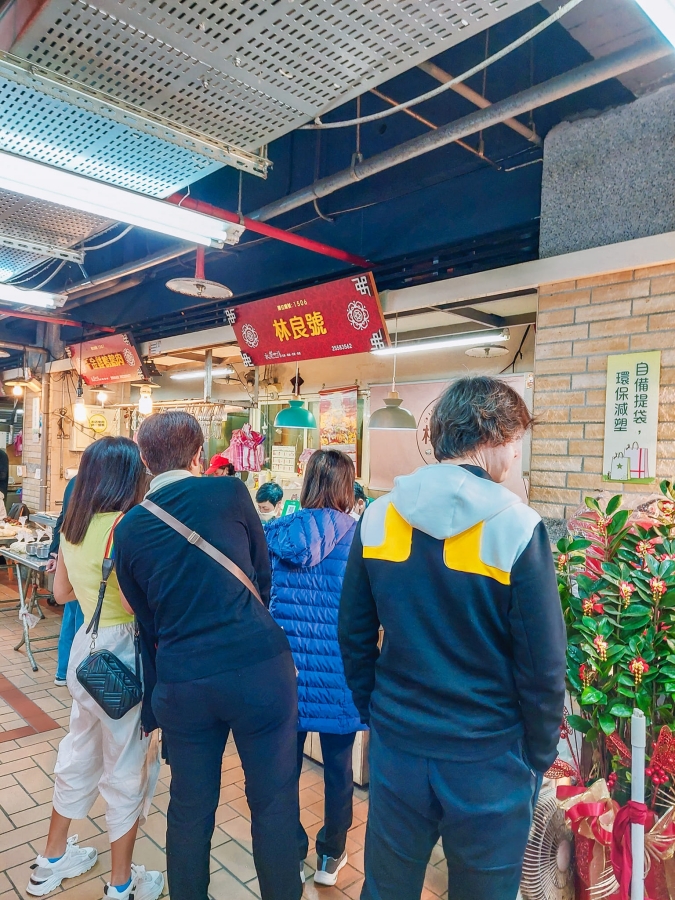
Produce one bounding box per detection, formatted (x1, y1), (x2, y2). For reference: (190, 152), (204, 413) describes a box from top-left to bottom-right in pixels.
(53, 622), (160, 842)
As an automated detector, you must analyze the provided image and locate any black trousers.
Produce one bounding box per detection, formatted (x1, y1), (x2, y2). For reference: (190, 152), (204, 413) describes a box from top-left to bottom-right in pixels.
(362, 726), (539, 900)
(153, 652), (302, 900)
(297, 731), (356, 861)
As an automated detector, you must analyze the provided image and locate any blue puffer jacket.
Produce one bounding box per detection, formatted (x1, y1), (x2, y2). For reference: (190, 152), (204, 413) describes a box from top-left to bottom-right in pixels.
(266, 508), (365, 734)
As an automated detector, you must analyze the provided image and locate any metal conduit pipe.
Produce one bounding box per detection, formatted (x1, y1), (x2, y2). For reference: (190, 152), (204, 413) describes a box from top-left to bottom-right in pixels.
(65, 245), (194, 298)
(0, 340), (48, 354)
(250, 39), (672, 223)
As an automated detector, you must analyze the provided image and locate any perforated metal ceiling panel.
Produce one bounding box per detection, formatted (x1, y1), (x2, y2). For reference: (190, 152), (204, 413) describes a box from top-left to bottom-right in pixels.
(12, 0), (540, 151)
(0, 189), (112, 280)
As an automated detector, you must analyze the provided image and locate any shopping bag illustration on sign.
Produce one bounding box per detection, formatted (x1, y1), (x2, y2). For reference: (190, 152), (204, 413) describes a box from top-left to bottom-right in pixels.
(624, 441), (650, 479)
(610, 452), (629, 480)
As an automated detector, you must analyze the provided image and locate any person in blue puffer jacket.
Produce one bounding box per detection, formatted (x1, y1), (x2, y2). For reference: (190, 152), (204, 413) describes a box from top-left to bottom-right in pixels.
(266, 449), (366, 888)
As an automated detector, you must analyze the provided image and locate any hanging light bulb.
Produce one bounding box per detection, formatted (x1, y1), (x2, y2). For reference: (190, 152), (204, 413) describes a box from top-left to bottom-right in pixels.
(95, 385), (113, 405)
(73, 375), (87, 423)
(274, 364), (317, 429)
(138, 384), (153, 415)
(73, 398), (88, 423)
(12, 384), (23, 397)
(369, 313), (416, 430)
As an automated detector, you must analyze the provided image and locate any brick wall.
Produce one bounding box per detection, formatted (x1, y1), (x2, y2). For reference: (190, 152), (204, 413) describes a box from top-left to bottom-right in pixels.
(530, 264), (675, 522)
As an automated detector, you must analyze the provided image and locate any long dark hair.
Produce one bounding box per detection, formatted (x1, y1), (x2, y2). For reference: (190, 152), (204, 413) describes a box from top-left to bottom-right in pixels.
(300, 450), (355, 513)
(61, 437), (147, 545)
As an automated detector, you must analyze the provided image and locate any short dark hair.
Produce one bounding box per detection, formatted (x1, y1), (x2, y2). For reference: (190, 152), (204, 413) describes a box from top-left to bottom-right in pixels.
(300, 450), (355, 513)
(62, 437), (147, 545)
(256, 482), (283, 506)
(430, 376), (533, 462)
(354, 482), (367, 504)
(137, 411), (204, 475)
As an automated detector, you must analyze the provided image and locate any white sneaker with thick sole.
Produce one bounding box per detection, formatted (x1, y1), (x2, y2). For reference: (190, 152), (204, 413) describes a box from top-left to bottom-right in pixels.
(104, 865), (164, 900)
(314, 851), (348, 886)
(27, 835), (98, 896)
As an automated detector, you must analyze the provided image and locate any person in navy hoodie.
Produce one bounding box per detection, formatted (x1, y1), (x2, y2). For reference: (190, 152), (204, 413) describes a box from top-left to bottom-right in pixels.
(265, 449), (365, 888)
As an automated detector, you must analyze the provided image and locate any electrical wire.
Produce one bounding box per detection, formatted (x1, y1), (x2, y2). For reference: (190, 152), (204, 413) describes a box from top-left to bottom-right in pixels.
(500, 324), (531, 373)
(301, 0), (584, 130)
(30, 259), (67, 290)
(82, 225), (133, 251)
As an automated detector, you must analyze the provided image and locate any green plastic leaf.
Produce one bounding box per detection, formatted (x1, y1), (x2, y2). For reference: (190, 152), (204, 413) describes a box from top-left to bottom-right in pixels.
(586, 497), (601, 511)
(608, 703), (633, 718)
(608, 510), (630, 535)
(581, 686), (606, 705)
(599, 713), (616, 735)
(566, 714), (591, 733)
(569, 539), (592, 552)
(606, 495), (623, 516)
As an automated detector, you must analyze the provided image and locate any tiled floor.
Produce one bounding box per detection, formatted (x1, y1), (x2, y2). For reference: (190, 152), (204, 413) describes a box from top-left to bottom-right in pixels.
(0, 576), (448, 900)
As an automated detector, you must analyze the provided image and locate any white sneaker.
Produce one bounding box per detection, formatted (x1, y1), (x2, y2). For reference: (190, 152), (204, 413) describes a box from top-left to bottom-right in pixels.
(300, 861), (306, 885)
(104, 865), (164, 900)
(27, 835), (98, 896)
(314, 851), (348, 886)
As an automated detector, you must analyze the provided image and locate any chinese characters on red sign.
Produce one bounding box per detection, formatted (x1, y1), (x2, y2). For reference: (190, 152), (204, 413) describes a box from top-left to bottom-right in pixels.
(229, 273), (389, 366)
(67, 333), (143, 385)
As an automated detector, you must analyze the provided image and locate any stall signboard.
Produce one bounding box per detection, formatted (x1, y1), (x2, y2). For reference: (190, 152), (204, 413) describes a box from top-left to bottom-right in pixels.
(66, 333), (144, 385)
(320, 387), (358, 472)
(230, 273), (389, 366)
(603, 350), (661, 483)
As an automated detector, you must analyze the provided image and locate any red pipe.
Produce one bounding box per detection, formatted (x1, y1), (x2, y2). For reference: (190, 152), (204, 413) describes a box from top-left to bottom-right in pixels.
(195, 246), (206, 281)
(0, 307), (115, 332)
(168, 194), (370, 269)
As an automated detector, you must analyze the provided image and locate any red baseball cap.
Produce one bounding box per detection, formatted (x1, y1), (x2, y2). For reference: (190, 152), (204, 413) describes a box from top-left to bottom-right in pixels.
(205, 453), (230, 475)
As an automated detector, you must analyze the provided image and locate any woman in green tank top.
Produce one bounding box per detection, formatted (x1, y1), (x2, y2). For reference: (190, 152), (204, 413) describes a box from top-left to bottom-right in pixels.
(26, 437), (163, 900)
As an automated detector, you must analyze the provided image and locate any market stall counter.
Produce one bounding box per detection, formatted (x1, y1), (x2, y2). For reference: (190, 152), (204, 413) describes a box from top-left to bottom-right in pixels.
(5, 548), (57, 671)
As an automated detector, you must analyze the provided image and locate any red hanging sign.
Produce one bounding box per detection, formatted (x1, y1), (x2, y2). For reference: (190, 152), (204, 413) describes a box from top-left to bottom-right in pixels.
(67, 333), (144, 385)
(230, 273), (389, 366)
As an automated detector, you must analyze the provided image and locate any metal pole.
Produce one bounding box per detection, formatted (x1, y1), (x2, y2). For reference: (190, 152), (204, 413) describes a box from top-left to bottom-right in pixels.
(631, 709), (646, 900)
(250, 39), (671, 222)
(204, 349), (212, 403)
(39, 371), (50, 512)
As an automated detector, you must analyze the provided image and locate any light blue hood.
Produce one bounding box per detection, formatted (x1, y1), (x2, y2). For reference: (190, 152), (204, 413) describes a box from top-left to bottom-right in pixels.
(388, 464), (522, 541)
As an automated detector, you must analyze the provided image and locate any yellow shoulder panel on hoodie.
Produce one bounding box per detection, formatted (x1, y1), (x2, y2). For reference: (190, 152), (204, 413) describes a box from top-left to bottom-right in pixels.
(363, 503), (412, 562)
(443, 522), (511, 585)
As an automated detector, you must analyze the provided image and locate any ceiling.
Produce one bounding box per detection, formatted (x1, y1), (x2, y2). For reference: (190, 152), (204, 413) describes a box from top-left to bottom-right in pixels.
(0, 0), (669, 353)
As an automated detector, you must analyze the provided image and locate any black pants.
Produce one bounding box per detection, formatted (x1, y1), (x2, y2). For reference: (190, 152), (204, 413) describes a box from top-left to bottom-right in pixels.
(297, 731), (356, 861)
(153, 652), (302, 900)
(362, 726), (539, 900)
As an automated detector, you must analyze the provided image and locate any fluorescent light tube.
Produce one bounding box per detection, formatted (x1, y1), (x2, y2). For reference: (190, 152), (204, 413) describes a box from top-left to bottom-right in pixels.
(170, 366), (234, 380)
(0, 152), (242, 248)
(372, 329), (510, 356)
(0, 283), (63, 308)
(633, 0), (675, 47)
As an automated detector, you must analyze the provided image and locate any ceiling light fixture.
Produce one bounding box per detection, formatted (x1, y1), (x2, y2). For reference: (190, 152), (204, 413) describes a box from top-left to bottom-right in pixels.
(633, 0), (675, 47)
(95, 385), (114, 405)
(372, 329), (510, 357)
(0, 282), (65, 308)
(274, 364), (317, 429)
(138, 384), (154, 416)
(166, 246), (233, 298)
(0, 152), (245, 248)
(170, 366), (234, 381)
(369, 313), (417, 431)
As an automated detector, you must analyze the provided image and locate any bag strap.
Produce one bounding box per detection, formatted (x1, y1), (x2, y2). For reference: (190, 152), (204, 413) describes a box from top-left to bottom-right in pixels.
(141, 498), (263, 605)
(85, 512), (125, 641)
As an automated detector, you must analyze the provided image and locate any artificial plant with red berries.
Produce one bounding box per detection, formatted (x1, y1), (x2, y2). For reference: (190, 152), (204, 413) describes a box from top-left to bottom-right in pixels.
(557, 481), (675, 806)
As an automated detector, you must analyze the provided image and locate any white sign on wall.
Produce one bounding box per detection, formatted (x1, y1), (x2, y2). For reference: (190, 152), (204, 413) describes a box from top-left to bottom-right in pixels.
(603, 350), (661, 483)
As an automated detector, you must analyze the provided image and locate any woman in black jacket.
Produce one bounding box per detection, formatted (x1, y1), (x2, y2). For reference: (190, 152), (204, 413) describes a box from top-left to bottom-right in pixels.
(115, 411), (301, 900)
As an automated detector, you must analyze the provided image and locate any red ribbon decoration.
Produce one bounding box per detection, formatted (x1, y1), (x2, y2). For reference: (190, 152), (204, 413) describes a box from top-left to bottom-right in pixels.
(611, 801), (651, 900)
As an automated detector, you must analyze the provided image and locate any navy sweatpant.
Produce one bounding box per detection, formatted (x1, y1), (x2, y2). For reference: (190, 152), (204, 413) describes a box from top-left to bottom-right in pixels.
(361, 726), (539, 900)
(152, 651), (302, 900)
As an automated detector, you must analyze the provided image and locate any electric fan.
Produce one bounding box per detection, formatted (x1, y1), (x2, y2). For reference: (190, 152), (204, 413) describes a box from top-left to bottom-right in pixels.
(166, 246), (233, 299)
(520, 785), (575, 900)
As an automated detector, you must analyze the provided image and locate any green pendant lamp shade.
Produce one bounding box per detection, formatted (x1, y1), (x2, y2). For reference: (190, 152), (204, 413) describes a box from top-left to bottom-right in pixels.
(369, 391), (417, 430)
(274, 398), (317, 429)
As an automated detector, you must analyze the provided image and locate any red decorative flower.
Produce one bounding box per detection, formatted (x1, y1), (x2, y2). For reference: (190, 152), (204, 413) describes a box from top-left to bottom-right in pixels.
(594, 636), (609, 662)
(579, 663), (597, 685)
(582, 595), (604, 616)
(557, 554), (568, 571)
(628, 657), (650, 684)
(650, 577), (667, 601)
(637, 540), (656, 558)
(619, 581), (635, 608)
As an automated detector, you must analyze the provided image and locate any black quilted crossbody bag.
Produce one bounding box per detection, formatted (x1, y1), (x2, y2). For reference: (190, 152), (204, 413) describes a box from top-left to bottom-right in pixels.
(76, 515), (142, 720)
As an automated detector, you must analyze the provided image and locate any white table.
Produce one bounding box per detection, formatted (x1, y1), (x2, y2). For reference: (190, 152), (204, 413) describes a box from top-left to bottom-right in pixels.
(5, 549), (57, 672)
